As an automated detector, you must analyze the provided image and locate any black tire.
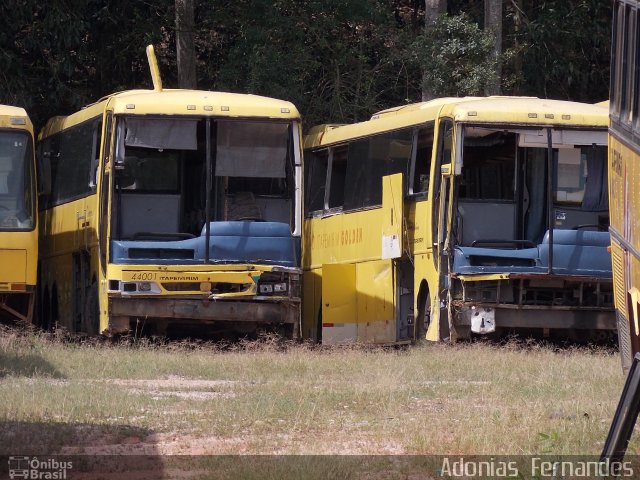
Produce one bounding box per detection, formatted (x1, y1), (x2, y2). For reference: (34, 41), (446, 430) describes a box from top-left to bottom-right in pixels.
(42, 288), (51, 331)
(82, 283), (100, 336)
(416, 290), (431, 341)
(316, 307), (323, 344)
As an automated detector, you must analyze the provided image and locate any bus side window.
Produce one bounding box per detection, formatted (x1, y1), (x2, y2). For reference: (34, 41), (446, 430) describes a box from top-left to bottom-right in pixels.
(327, 146), (348, 209)
(344, 129), (412, 210)
(304, 149), (328, 214)
(411, 126), (435, 195)
(89, 120), (102, 190)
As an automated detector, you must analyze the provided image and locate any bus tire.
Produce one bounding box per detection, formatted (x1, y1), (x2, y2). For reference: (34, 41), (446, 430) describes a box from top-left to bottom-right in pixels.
(83, 283), (99, 336)
(416, 284), (430, 341)
(316, 306), (322, 344)
(35, 264), (42, 328)
(42, 288), (51, 331)
(51, 284), (59, 330)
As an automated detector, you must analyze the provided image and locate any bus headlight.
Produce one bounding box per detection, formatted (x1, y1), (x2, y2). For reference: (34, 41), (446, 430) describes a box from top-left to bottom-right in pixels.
(259, 282), (287, 295)
(258, 269), (300, 298)
(273, 282), (287, 293)
(108, 280), (161, 295)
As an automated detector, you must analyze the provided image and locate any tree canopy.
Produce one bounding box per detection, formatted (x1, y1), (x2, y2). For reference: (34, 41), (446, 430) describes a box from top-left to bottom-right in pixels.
(0, 0), (611, 130)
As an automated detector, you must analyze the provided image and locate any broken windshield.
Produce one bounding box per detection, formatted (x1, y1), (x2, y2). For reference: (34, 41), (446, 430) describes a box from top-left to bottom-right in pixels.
(455, 126), (608, 249)
(111, 117), (296, 242)
(0, 130), (34, 230)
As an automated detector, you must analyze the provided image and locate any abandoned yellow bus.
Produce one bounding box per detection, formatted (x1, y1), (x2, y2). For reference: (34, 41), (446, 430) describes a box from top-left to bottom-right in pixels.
(303, 97), (612, 344)
(0, 105), (37, 324)
(37, 47), (302, 337)
(609, 0), (640, 371)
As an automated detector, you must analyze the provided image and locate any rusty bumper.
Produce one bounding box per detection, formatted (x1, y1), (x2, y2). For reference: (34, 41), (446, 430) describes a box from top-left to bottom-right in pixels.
(109, 296), (300, 324)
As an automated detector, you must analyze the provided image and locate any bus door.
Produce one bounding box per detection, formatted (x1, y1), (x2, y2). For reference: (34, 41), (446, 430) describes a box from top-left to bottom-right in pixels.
(381, 172), (407, 343)
(428, 119), (454, 342)
(321, 172), (405, 344)
(73, 116), (103, 333)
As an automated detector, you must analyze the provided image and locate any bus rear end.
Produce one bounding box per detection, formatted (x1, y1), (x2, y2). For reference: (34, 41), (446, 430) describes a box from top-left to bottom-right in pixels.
(0, 106), (37, 324)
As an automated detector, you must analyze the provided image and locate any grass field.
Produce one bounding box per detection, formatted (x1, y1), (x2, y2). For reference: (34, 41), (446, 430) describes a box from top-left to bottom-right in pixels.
(0, 327), (636, 477)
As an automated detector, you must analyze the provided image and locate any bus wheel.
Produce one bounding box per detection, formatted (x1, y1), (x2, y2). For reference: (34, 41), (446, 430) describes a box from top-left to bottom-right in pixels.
(82, 283), (100, 336)
(42, 288), (51, 331)
(51, 285), (59, 329)
(316, 307), (323, 344)
(416, 289), (431, 341)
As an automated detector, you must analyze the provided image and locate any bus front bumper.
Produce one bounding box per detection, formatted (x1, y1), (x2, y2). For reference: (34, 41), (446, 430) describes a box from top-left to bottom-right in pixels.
(455, 304), (616, 332)
(107, 296), (300, 334)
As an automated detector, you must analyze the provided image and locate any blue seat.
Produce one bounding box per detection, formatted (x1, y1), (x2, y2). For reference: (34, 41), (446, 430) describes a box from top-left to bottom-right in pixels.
(537, 230), (611, 278)
(112, 221), (298, 266)
(452, 230), (612, 278)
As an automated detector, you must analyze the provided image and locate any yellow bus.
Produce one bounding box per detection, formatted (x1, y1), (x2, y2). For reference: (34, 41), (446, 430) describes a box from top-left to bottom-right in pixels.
(609, 0), (640, 371)
(0, 105), (37, 324)
(303, 97), (612, 344)
(37, 47), (303, 338)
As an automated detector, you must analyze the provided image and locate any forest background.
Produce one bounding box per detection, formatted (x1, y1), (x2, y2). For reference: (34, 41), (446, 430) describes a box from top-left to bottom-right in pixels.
(0, 0), (611, 131)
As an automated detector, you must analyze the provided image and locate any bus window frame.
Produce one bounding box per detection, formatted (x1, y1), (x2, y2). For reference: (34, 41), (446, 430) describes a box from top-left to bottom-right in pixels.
(323, 144), (347, 215)
(99, 111), (113, 275)
(408, 122), (437, 199)
(431, 118), (454, 264)
(40, 114), (103, 209)
(0, 128), (36, 232)
(303, 147), (329, 218)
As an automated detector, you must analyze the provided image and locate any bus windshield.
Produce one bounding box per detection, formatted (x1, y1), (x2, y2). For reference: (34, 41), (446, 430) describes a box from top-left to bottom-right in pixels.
(112, 117), (295, 242)
(0, 130), (34, 230)
(456, 126), (608, 248)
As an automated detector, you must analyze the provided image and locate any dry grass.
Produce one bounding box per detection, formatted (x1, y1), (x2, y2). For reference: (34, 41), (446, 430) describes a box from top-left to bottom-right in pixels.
(0, 326), (635, 463)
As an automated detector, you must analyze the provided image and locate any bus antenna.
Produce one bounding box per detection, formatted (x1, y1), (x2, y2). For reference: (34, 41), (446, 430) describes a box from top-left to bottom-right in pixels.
(146, 45), (163, 92)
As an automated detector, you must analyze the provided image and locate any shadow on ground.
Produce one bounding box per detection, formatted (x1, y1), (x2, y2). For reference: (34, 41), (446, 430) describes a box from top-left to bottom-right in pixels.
(0, 352), (65, 379)
(0, 421), (164, 479)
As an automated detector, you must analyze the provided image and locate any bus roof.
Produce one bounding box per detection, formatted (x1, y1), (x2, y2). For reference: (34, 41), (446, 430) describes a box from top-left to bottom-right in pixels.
(307, 96), (609, 148)
(0, 104), (33, 133)
(40, 89), (301, 139)
(303, 124), (345, 149)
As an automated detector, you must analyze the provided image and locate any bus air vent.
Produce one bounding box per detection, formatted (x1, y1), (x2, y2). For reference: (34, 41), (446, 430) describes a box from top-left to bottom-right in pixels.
(128, 248), (194, 260)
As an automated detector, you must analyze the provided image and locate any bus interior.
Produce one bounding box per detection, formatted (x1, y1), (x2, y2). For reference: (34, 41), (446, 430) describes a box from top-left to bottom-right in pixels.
(450, 125), (613, 330)
(109, 117), (300, 266)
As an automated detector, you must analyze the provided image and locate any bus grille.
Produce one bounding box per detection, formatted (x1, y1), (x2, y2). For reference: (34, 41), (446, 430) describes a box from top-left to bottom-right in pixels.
(456, 279), (614, 309)
(129, 248), (194, 260)
(161, 282), (252, 294)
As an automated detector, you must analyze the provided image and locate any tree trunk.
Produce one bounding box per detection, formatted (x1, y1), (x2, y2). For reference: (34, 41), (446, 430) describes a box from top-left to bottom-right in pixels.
(512, 0), (523, 94)
(175, 0), (197, 89)
(484, 0), (502, 95)
(422, 0), (447, 101)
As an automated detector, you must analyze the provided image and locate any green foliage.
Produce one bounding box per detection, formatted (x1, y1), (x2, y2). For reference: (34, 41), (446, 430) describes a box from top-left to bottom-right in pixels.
(509, 0), (611, 102)
(411, 13), (499, 98)
(0, 0), (172, 127)
(198, 0), (417, 126)
(0, 0), (613, 129)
